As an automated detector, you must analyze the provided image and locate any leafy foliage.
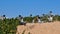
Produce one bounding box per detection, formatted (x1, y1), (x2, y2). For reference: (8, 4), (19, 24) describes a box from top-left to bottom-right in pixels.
(24, 17), (33, 23)
(0, 18), (19, 34)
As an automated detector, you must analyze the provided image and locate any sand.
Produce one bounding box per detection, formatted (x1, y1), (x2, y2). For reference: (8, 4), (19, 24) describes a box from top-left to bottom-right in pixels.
(16, 21), (60, 34)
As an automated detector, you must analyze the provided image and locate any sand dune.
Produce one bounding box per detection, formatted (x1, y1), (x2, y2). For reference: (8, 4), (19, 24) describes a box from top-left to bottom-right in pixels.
(16, 21), (60, 34)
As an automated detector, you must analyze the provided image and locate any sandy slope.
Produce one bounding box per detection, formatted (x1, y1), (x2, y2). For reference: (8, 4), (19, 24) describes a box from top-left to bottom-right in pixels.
(16, 21), (60, 34)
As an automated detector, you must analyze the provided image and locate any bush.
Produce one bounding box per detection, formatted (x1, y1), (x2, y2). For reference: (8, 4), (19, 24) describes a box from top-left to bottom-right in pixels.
(0, 18), (19, 34)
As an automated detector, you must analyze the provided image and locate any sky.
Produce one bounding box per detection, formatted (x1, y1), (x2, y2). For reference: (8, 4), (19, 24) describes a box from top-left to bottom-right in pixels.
(0, 0), (60, 18)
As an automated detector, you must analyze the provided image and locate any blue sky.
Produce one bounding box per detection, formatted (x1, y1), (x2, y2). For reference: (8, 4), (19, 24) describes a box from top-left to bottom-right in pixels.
(0, 0), (60, 18)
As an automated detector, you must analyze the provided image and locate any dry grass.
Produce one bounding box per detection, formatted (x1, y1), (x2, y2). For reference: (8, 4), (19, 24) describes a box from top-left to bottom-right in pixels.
(16, 21), (60, 34)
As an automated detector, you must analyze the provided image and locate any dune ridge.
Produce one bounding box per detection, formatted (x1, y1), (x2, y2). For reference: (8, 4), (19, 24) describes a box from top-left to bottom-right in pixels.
(16, 21), (60, 34)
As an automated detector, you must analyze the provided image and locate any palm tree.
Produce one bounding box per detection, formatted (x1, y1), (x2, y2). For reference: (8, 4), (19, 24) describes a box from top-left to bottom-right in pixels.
(3, 15), (6, 20)
(50, 11), (52, 13)
(19, 15), (21, 17)
(30, 14), (32, 17)
(49, 11), (53, 16)
(42, 14), (45, 17)
(3, 15), (5, 17)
